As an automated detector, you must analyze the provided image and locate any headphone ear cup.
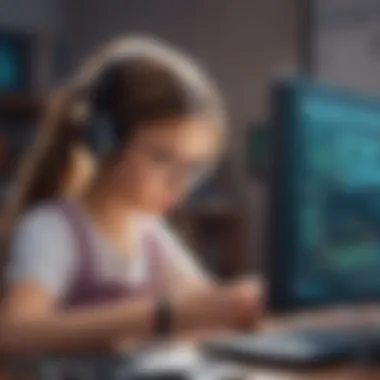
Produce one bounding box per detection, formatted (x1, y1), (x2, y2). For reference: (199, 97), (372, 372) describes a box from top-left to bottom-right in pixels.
(85, 113), (118, 157)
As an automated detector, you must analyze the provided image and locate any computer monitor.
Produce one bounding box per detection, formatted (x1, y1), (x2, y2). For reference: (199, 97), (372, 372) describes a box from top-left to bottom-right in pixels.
(268, 78), (380, 312)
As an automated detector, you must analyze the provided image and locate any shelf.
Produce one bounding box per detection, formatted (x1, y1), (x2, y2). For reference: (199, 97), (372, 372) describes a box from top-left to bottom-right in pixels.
(0, 93), (41, 118)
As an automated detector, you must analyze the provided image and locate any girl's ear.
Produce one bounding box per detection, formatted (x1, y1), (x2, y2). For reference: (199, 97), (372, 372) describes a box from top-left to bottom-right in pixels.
(62, 144), (96, 197)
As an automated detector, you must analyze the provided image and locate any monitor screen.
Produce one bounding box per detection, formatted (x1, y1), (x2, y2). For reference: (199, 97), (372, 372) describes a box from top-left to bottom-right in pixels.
(269, 79), (380, 312)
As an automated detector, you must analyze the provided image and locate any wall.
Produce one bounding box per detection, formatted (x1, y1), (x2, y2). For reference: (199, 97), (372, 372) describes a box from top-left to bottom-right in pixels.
(0, 0), (62, 32)
(311, 0), (380, 95)
(0, 0), (66, 91)
(66, 0), (298, 130)
(65, 0), (299, 266)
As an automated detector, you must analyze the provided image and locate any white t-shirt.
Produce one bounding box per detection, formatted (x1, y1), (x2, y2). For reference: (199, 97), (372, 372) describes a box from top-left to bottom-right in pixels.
(5, 201), (204, 301)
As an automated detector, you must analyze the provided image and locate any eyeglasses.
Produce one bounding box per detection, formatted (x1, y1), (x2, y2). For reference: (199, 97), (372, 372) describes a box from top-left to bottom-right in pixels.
(140, 146), (212, 186)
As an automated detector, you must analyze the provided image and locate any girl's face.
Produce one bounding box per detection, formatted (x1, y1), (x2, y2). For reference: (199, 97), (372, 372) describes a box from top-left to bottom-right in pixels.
(114, 116), (221, 215)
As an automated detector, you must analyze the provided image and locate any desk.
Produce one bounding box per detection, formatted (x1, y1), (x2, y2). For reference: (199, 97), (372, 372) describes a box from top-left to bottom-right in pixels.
(3, 308), (380, 380)
(240, 306), (380, 379)
(243, 366), (378, 380)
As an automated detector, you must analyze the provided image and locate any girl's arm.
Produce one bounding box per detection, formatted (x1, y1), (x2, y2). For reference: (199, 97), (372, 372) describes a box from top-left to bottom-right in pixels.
(154, 220), (264, 330)
(0, 282), (155, 356)
(0, 210), (231, 357)
(0, 209), (158, 356)
(0, 277), (257, 356)
(0, 212), (262, 357)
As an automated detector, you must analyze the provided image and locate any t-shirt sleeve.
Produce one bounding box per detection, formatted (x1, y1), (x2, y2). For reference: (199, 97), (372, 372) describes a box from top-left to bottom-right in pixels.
(5, 206), (77, 299)
(153, 219), (209, 281)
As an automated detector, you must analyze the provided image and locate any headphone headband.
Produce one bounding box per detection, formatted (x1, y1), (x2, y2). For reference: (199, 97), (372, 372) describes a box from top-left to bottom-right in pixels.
(91, 60), (124, 112)
(85, 61), (125, 157)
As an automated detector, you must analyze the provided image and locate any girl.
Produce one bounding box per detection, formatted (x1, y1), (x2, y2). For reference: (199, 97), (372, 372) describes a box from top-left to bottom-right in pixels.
(0, 37), (262, 358)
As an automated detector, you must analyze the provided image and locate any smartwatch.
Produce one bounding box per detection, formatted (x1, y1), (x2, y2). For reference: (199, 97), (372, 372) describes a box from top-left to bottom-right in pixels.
(153, 296), (173, 337)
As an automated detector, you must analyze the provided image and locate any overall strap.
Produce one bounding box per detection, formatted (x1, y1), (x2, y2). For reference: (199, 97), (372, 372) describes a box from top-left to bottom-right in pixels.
(143, 229), (164, 295)
(54, 200), (95, 288)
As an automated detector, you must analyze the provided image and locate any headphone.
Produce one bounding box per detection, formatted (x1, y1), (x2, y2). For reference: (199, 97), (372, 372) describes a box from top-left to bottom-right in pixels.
(84, 61), (125, 157)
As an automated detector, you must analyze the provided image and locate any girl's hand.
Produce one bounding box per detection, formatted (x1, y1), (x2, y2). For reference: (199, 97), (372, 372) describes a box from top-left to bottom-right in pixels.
(224, 277), (265, 330)
(113, 278), (264, 350)
(171, 283), (230, 332)
(172, 277), (264, 333)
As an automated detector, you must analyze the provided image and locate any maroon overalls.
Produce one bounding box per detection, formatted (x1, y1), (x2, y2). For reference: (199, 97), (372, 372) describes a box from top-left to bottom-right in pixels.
(55, 200), (163, 308)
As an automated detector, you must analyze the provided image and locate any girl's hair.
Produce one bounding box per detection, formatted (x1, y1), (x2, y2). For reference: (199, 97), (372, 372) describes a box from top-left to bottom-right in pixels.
(1, 36), (225, 249)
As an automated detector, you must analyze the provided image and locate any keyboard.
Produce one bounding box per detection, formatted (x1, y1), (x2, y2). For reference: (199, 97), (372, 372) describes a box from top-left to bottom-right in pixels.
(131, 345), (246, 380)
(202, 326), (380, 368)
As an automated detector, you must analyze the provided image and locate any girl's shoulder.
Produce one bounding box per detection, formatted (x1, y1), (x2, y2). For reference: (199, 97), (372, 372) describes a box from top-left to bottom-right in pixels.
(7, 200), (78, 298)
(14, 200), (74, 240)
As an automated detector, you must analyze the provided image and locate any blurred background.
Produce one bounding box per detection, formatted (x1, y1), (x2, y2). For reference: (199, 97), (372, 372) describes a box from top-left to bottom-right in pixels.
(5, 1), (380, 378)
(0, 0), (376, 280)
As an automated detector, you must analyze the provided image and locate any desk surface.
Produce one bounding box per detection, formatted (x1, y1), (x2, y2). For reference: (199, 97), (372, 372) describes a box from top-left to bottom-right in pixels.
(244, 366), (379, 380)
(3, 307), (380, 380)
(242, 305), (380, 379)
